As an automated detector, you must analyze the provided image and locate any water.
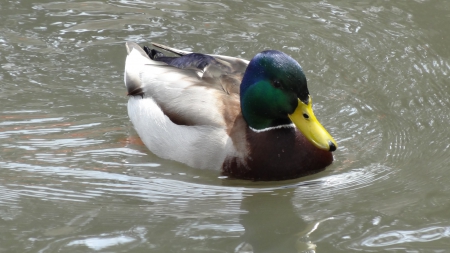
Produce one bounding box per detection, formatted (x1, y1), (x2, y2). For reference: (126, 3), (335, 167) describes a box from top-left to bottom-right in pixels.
(1, 0), (450, 252)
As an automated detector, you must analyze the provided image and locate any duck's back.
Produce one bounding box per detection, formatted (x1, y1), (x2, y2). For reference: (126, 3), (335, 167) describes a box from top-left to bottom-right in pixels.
(124, 42), (249, 170)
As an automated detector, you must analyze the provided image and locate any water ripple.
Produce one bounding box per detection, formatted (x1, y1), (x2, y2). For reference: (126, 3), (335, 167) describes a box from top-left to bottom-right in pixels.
(0, 185), (21, 220)
(362, 226), (450, 247)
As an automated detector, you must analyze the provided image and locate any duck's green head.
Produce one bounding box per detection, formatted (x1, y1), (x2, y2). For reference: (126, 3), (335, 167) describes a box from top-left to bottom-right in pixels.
(240, 50), (337, 152)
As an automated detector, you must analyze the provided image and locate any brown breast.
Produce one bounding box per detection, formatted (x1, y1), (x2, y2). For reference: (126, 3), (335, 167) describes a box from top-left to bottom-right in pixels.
(222, 123), (333, 181)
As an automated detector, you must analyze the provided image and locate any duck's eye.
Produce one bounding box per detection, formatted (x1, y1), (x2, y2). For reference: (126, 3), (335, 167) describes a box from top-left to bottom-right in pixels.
(273, 80), (282, 88)
(303, 113), (309, 119)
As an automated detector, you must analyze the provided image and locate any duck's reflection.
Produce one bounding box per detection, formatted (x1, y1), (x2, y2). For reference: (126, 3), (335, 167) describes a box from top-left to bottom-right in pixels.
(236, 188), (317, 253)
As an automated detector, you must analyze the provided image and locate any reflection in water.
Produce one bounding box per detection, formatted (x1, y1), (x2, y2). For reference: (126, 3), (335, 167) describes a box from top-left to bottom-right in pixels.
(239, 189), (309, 253)
(1, 158), (391, 252)
(238, 188), (338, 253)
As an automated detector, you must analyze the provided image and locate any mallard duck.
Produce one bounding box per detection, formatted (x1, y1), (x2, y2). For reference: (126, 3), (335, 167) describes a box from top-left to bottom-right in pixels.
(124, 42), (337, 180)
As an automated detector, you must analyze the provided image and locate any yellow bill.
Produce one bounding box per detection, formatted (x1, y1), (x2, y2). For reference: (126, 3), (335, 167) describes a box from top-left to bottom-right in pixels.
(288, 97), (337, 152)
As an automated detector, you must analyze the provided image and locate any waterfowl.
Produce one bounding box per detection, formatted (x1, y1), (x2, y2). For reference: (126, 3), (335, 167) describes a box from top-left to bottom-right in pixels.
(124, 42), (337, 181)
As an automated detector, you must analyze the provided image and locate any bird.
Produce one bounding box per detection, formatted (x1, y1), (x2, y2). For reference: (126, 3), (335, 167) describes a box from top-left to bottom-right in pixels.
(123, 42), (337, 181)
